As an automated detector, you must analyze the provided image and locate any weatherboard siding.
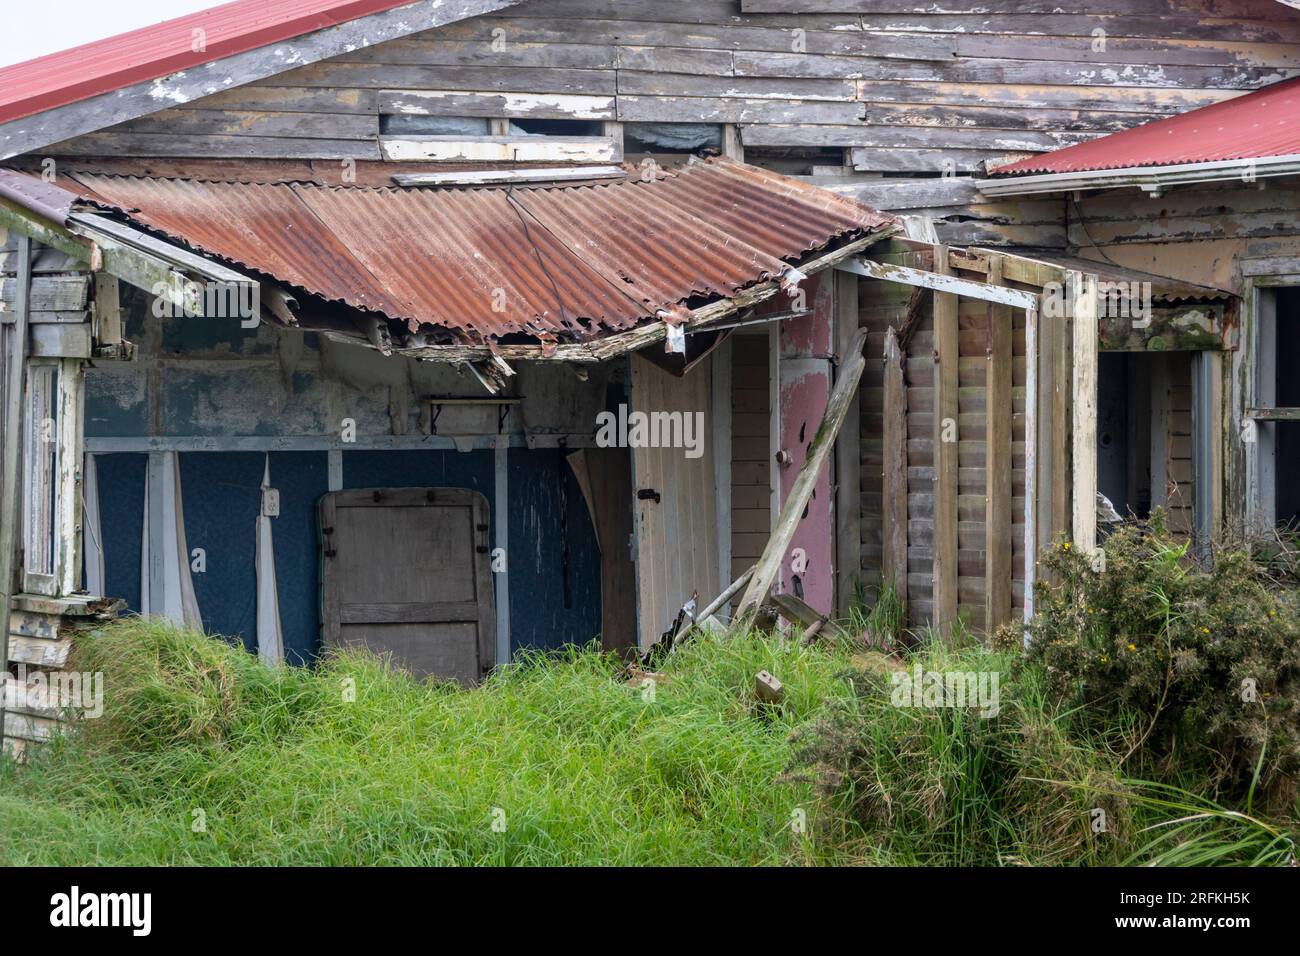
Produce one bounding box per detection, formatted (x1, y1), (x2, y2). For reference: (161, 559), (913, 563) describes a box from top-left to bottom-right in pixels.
(34, 0), (1300, 245)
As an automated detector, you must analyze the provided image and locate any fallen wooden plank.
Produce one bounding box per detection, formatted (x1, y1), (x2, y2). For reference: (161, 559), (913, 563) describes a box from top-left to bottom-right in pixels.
(755, 670), (785, 705)
(769, 590), (823, 629)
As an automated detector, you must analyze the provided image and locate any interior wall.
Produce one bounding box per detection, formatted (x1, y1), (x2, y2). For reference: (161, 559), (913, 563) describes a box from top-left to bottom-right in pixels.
(85, 291), (604, 661)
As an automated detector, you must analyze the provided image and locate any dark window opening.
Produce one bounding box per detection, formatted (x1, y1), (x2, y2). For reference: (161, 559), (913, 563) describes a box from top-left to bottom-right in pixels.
(624, 123), (722, 163)
(380, 115), (489, 136)
(507, 118), (603, 136)
(745, 145), (845, 176)
(1097, 352), (1153, 523)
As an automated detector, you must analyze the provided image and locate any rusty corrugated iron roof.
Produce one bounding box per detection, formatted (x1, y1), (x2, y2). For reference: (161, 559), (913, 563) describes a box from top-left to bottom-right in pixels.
(53, 157), (895, 347)
(992, 77), (1300, 176)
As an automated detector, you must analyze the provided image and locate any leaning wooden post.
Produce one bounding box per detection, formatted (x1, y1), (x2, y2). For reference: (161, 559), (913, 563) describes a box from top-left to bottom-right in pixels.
(735, 326), (869, 624)
(0, 235), (32, 755)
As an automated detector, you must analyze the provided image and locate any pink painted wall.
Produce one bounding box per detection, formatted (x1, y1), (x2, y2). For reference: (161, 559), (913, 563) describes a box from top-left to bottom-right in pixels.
(775, 273), (835, 613)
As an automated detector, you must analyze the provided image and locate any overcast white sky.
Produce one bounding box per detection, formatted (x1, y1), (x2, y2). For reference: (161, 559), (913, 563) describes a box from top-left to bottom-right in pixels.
(0, 1), (227, 68)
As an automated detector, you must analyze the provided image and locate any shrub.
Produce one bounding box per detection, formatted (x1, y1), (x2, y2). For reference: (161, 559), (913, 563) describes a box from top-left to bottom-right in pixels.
(1021, 519), (1300, 806)
(786, 642), (1132, 866)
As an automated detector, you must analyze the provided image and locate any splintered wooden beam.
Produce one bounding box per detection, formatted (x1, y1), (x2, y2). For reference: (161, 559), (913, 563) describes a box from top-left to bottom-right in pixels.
(838, 256), (1039, 310)
(932, 245), (959, 641)
(735, 326), (869, 623)
(881, 326), (907, 608)
(984, 255), (1013, 633)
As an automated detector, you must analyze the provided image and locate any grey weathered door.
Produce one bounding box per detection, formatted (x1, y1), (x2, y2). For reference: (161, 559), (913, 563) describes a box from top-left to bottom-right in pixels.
(319, 488), (495, 685)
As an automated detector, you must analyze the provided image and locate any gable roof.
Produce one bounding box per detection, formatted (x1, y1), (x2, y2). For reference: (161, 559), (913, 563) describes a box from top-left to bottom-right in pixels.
(991, 76), (1300, 177)
(0, 0), (524, 161)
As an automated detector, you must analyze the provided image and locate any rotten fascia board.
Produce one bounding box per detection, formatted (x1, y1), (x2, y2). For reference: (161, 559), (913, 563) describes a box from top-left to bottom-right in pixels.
(838, 255), (1041, 310)
(975, 154), (1300, 198)
(0, 195), (99, 269)
(0, 198), (200, 312)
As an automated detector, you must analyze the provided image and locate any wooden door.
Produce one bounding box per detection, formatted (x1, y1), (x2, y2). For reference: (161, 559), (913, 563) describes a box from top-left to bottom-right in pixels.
(319, 488), (495, 685)
(630, 354), (720, 649)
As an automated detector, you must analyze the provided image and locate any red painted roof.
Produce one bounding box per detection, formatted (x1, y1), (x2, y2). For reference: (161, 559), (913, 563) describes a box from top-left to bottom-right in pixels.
(0, 0), (423, 126)
(992, 77), (1300, 176)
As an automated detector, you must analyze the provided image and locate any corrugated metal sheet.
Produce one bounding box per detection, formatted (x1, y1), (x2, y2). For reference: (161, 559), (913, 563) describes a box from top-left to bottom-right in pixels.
(992, 77), (1300, 176)
(58, 158), (894, 345)
(0, 0), (431, 126)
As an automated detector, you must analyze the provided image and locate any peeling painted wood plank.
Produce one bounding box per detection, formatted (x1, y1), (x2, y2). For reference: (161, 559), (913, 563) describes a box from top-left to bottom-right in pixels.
(839, 258), (1040, 309)
(379, 134), (620, 163)
(45, 132), (380, 160)
(379, 89), (616, 120)
(621, 96), (862, 124)
(748, 123), (1091, 151)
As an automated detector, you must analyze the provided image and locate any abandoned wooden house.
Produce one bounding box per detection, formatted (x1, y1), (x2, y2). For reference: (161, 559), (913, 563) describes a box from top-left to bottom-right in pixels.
(2, 0), (1299, 751)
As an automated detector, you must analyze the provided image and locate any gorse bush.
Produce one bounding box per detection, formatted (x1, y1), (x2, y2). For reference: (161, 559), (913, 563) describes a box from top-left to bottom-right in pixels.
(1020, 519), (1300, 806)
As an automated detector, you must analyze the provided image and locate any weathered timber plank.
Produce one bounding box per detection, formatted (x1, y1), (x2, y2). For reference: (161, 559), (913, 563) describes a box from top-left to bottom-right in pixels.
(882, 326), (908, 609)
(932, 246), (959, 638)
(984, 256), (1013, 632)
(379, 89), (616, 119)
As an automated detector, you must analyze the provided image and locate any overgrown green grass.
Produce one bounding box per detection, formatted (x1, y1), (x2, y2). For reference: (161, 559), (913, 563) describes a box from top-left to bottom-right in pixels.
(1, 600), (1294, 866)
(0, 618), (863, 866)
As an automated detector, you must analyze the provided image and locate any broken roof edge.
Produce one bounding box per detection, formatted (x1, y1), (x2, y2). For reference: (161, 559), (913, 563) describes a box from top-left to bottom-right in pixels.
(376, 226), (901, 364)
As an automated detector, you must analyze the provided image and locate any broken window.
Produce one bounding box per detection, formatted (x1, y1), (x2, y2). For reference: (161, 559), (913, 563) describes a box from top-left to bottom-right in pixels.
(506, 118), (603, 137)
(745, 145), (846, 177)
(624, 123), (722, 163)
(380, 115), (490, 136)
(1251, 285), (1300, 530)
(22, 361), (58, 594)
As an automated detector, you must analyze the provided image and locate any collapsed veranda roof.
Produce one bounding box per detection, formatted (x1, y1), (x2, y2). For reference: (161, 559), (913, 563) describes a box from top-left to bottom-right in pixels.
(18, 157), (896, 350)
(990, 76), (1300, 177)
